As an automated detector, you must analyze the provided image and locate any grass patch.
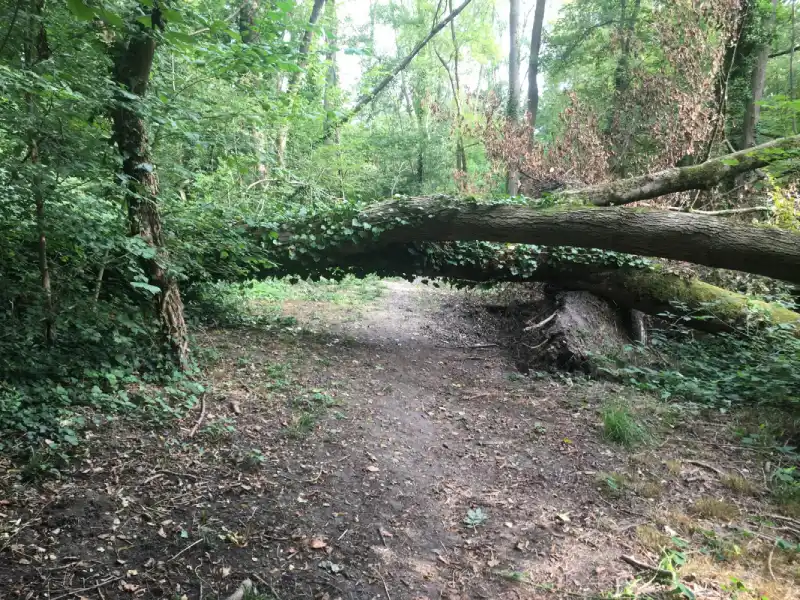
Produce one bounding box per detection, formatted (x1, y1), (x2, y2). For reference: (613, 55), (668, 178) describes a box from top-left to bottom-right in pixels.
(635, 525), (671, 552)
(665, 459), (682, 475)
(721, 474), (758, 496)
(602, 402), (648, 447)
(249, 275), (385, 306)
(691, 497), (740, 521)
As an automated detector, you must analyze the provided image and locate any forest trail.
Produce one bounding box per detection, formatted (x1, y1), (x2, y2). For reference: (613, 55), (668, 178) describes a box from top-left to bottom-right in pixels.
(1, 281), (796, 600)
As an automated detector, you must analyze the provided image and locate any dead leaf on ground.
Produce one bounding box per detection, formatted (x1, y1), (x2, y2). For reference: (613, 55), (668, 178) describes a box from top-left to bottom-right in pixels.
(309, 538), (327, 549)
(366, 465), (379, 472)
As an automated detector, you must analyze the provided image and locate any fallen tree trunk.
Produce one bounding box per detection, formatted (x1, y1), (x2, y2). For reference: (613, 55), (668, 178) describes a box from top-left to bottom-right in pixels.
(200, 135), (800, 335)
(291, 196), (800, 284)
(228, 235), (799, 335)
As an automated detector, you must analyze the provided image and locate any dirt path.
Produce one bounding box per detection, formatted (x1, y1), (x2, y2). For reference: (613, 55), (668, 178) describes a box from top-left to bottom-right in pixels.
(1, 281), (797, 600)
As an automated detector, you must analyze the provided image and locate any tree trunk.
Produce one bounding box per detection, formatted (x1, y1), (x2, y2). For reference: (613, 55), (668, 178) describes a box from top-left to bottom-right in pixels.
(526, 0), (546, 134)
(322, 0), (339, 144)
(448, 0), (467, 174)
(742, 0), (779, 148)
(506, 0), (520, 194)
(25, 0), (53, 345)
(112, 26), (189, 368)
(276, 0), (326, 167)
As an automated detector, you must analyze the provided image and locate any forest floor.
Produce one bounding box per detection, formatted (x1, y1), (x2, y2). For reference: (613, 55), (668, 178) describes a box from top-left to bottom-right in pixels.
(1, 280), (799, 600)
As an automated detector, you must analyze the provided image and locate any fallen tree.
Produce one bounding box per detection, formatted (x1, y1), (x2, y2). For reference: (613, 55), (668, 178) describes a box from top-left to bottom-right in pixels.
(201, 135), (800, 337)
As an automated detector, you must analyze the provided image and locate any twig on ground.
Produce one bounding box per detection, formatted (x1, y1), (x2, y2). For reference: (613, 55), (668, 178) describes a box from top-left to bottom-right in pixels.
(189, 393), (208, 438)
(168, 538), (203, 562)
(764, 513), (800, 529)
(620, 555), (673, 580)
(251, 574), (282, 600)
(373, 567), (391, 600)
(377, 526), (387, 547)
(686, 459), (725, 476)
(49, 576), (124, 600)
(768, 544), (776, 580)
(437, 343), (498, 349)
(524, 311), (557, 331)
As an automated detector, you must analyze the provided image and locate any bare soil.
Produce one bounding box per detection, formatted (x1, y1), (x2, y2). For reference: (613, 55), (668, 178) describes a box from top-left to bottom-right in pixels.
(1, 281), (798, 600)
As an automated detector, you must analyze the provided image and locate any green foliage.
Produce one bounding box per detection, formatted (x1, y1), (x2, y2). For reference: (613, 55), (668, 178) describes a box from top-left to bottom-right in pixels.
(599, 315), (800, 409)
(463, 507), (488, 529)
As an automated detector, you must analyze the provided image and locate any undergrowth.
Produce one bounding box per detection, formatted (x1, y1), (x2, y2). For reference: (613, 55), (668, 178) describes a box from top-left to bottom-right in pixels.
(597, 305), (800, 410)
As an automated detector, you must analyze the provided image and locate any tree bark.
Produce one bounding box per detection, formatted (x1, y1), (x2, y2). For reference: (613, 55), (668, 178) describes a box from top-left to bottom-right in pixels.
(340, 197), (800, 284)
(742, 0), (779, 148)
(112, 26), (189, 368)
(526, 0), (546, 134)
(506, 0), (521, 194)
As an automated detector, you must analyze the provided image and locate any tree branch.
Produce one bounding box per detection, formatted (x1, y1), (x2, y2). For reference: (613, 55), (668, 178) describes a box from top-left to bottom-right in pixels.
(320, 0), (474, 140)
(562, 134), (800, 207)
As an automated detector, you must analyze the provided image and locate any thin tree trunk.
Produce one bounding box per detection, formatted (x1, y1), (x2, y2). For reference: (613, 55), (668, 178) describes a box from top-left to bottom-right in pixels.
(112, 25), (189, 368)
(448, 0), (467, 174)
(742, 0), (779, 148)
(792, 0), (797, 134)
(276, 0), (326, 167)
(323, 0), (339, 143)
(321, 0), (475, 141)
(527, 0), (546, 135)
(26, 0), (53, 345)
(507, 0), (521, 194)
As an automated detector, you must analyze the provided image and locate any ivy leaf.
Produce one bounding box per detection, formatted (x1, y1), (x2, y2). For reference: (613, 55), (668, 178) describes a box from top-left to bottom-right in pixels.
(131, 281), (162, 295)
(66, 0), (96, 21)
(96, 8), (124, 27)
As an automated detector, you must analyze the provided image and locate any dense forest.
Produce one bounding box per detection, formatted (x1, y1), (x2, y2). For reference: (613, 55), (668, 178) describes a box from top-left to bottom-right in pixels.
(2, 0), (800, 598)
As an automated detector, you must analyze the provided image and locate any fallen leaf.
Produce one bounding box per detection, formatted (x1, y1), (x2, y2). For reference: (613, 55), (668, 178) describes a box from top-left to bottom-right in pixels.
(144, 558), (155, 568)
(379, 529), (393, 538)
(504, 522), (513, 528)
(487, 559), (500, 568)
(366, 466), (379, 472)
(221, 566), (231, 578)
(309, 538), (327, 549)
(157, 527), (167, 539)
(557, 513), (571, 523)
(562, 438), (572, 444)
(230, 400), (242, 415)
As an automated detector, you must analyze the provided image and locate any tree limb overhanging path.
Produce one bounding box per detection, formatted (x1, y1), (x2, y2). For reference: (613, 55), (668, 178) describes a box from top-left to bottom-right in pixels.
(280, 134), (800, 284)
(249, 135), (800, 334)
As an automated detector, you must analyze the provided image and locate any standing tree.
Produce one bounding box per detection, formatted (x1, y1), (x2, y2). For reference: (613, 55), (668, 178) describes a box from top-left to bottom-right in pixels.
(507, 0), (521, 194)
(111, 13), (189, 368)
(742, 0), (779, 148)
(527, 0), (546, 136)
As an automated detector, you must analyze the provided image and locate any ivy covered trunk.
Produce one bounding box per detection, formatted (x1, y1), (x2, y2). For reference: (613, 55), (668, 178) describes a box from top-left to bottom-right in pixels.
(112, 28), (190, 368)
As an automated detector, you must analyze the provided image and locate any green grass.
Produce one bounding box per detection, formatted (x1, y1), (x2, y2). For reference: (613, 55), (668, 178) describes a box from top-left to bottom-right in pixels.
(602, 402), (648, 447)
(249, 274), (385, 305)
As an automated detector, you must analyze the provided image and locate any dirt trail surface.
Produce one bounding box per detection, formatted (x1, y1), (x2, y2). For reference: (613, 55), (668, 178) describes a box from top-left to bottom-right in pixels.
(1, 281), (798, 600)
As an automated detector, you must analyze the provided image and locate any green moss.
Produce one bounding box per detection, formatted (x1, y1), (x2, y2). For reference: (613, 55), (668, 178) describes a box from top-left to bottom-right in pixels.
(626, 272), (800, 331)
